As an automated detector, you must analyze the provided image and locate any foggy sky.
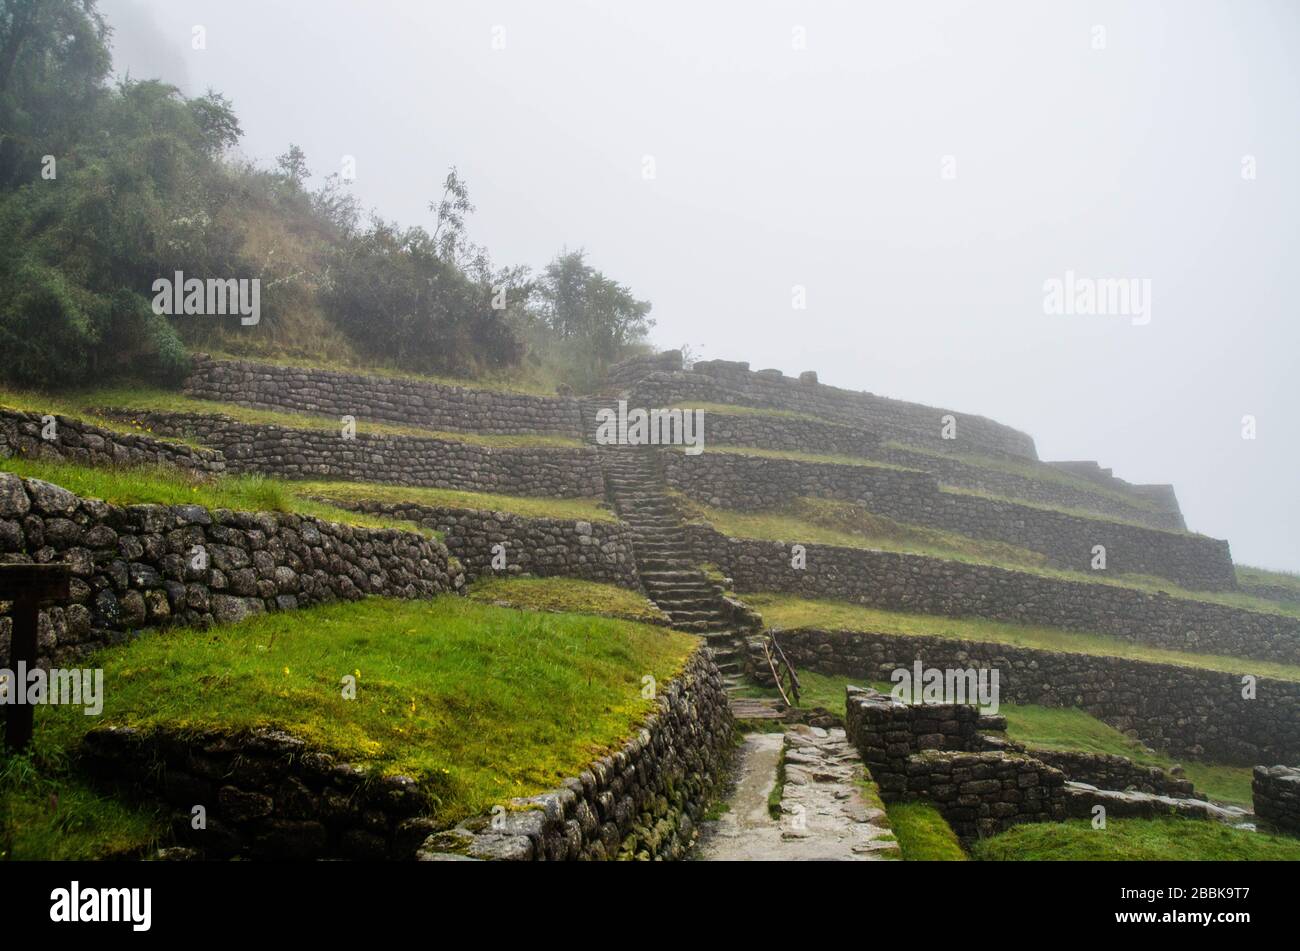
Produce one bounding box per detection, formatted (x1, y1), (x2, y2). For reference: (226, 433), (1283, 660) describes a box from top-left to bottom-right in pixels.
(99, 0), (1299, 571)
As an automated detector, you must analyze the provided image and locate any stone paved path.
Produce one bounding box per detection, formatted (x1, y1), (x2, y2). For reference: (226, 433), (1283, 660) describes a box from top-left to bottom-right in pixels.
(696, 726), (900, 860)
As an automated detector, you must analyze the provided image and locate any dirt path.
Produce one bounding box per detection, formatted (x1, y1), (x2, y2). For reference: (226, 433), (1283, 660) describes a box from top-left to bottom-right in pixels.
(695, 725), (900, 861)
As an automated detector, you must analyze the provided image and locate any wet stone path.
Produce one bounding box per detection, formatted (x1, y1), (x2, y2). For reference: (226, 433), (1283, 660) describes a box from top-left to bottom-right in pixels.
(695, 725), (900, 861)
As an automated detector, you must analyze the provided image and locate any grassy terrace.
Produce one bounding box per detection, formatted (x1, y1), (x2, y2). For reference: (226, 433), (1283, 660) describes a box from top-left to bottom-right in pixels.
(747, 594), (1300, 682)
(3, 596), (695, 857)
(0, 458), (433, 537)
(297, 480), (614, 523)
(466, 576), (669, 624)
(667, 401), (828, 424)
(682, 495), (1052, 572)
(1, 384), (583, 449)
(201, 350), (564, 396)
(883, 440), (1169, 516)
(690, 498), (1297, 618)
(693, 444), (918, 471)
(0, 458), (614, 532)
(972, 817), (1300, 861)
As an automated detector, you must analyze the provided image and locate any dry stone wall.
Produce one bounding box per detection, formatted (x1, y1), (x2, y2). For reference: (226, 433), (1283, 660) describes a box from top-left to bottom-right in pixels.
(185, 354), (584, 438)
(1252, 766), (1300, 835)
(116, 411), (603, 499)
(667, 450), (1234, 590)
(692, 529), (1298, 665)
(843, 687), (1067, 838)
(80, 726), (447, 860)
(0, 473), (463, 666)
(877, 444), (1185, 532)
(615, 354), (1040, 459)
(778, 628), (1300, 764)
(320, 498), (639, 587)
(419, 647), (733, 861)
(1, 408), (225, 476)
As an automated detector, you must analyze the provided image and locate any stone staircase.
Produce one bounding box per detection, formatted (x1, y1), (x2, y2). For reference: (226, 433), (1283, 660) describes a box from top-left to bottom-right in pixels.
(596, 444), (751, 684)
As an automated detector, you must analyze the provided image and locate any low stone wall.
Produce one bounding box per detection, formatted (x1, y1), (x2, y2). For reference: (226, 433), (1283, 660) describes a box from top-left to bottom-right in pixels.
(114, 411), (604, 499)
(776, 627), (1300, 764)
(0, 408), (225, 476)
(843, 687), (1066, 839)
(0, 473), (463, 666)
(185, 354), (583, 438)
(418, 647), (733, 860)
(668, 450), (1234, 590)
(320, 498), (639, 588)
(79, 726), (445, 860)
(615, 354), (1040, 459)
(1253, 766), (1300, 835)
(698, 411), (882, 458)
(691, 529), (1297, 666)
(1028, 750), (1194, 797)
(1048, 460), (1185, 529)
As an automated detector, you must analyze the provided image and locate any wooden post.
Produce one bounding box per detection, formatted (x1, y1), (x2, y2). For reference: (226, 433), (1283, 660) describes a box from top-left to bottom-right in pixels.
(1, 564), (71, 752)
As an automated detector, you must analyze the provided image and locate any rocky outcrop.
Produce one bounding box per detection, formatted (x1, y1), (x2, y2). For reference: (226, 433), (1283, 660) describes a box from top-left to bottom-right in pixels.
(418, 647), (733, 860)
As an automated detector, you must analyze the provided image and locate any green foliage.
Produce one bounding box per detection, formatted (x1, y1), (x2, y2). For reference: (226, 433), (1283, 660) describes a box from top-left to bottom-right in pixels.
(0, 457), (429, 535)
(884, 801), (968, 861)
(0, 4), (655, 389)
(465, 577), (668, 624)
(527, 249), (654, 390)
(971, 816), (1300, 861)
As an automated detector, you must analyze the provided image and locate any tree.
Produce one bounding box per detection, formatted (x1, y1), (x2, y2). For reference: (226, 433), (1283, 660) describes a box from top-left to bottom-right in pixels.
(536, 249), (653, 388)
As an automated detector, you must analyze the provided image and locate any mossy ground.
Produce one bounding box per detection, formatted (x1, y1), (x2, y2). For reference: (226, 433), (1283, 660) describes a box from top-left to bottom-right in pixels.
(6, 595), (696, 859)
(466, 576), (669, 624)
(747, 594), (1300, 682)
(971, 816), (1300, 861)
(297, 479), (614, 523)
(883, 801), (968, 861)
(0, 457), (431, 536)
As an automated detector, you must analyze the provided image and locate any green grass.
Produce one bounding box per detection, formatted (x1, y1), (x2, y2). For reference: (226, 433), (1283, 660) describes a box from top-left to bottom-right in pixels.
(971, 816), (1300, 861)
(466, 576), (669, 624)
(694, 444), (920, 472)
(682, 495), (1051, 572)
(29, 597), (696, 831)
(202, 350), (564, 396)
(0, 748), (165, 861)
(668, 401), (828, 424)
(996, 705), (1252, 806)
(884, 801), (968, 861)
(295, 479), (615, 523)
(0, 458), (430, 536)
(748, 594), (1300, 682)
(731, 669), (864, 715)
(697, 500), (1297, 616)
(1237, 564), (1300, 604)
(80, 385), (582, 448)
(884, 441), (1168, 516)
(768, 739), (787, 819)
